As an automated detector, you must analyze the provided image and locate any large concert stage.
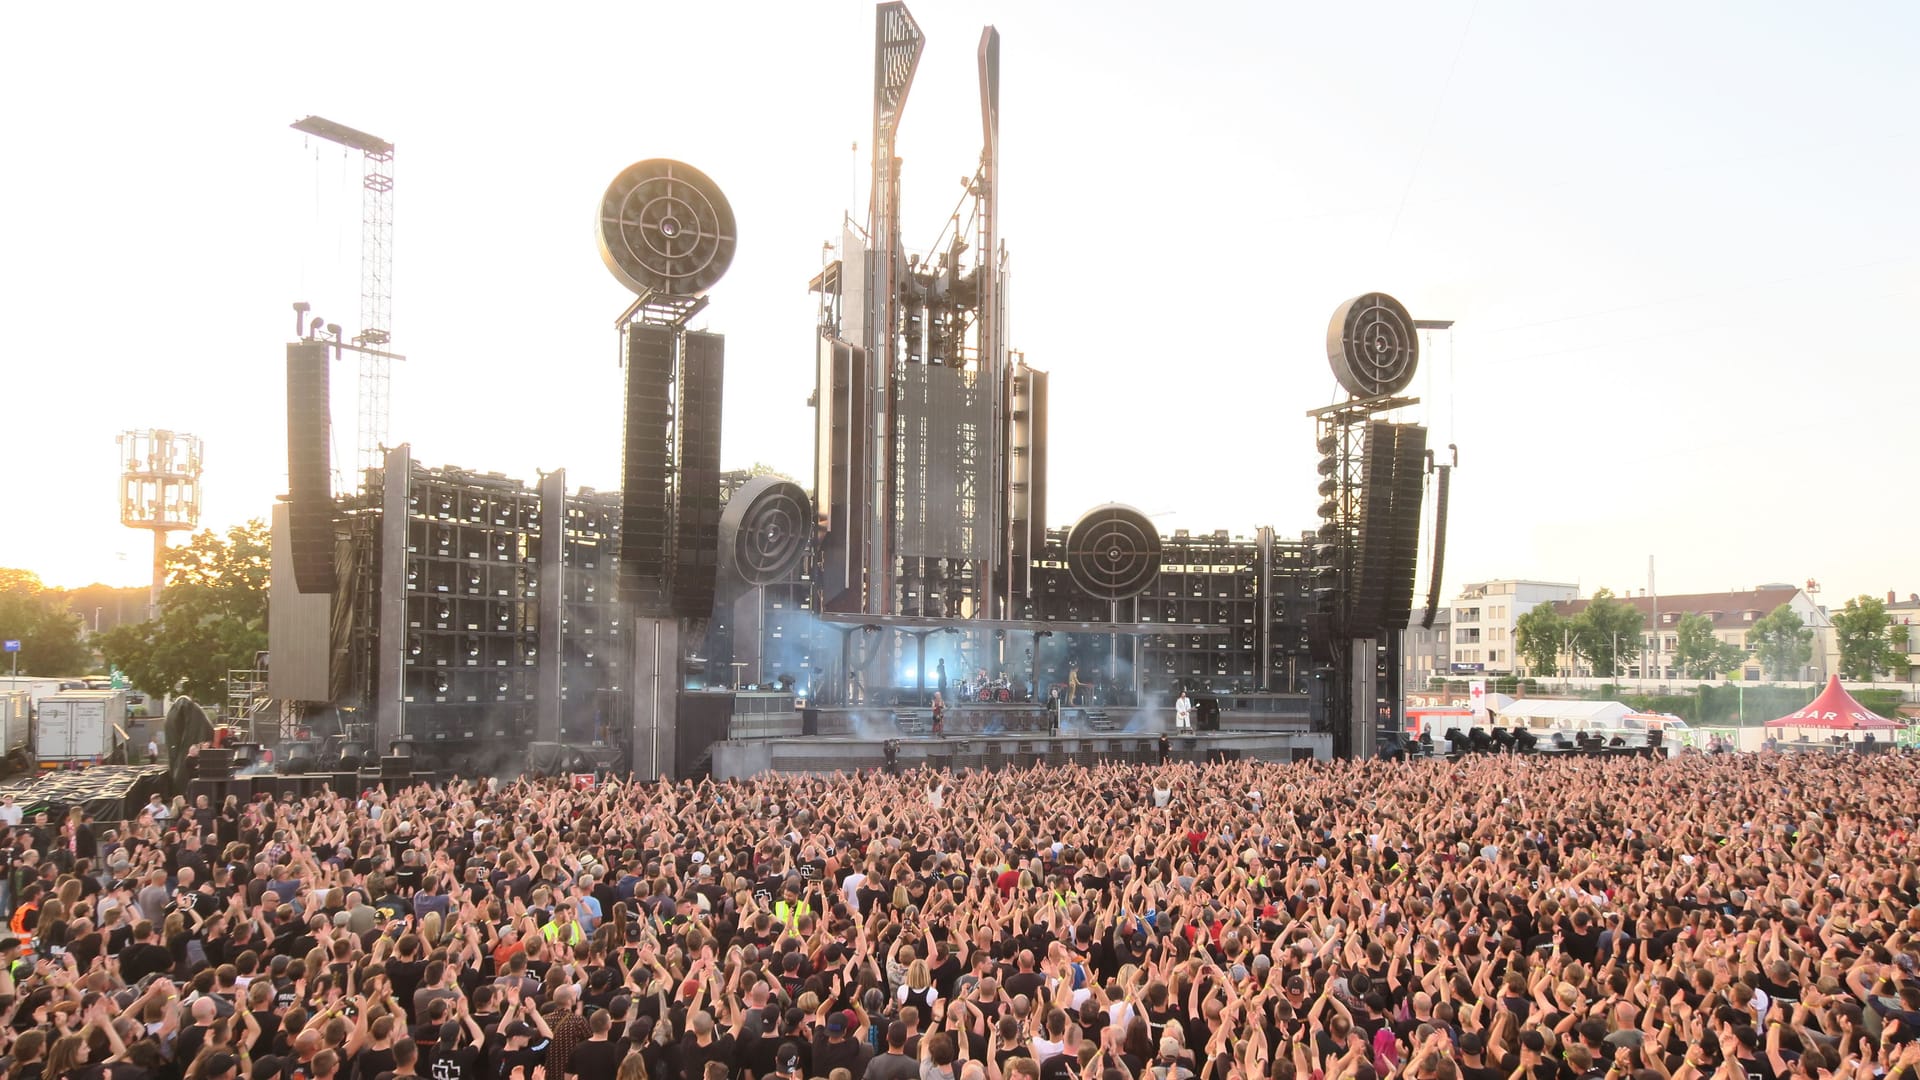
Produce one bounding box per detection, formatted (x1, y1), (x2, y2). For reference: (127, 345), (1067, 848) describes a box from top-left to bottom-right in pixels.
(710, 729), (1331, 780)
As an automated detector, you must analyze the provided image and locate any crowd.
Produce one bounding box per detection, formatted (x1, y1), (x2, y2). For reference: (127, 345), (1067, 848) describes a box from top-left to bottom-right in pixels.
(0, 751), (1918, 1080)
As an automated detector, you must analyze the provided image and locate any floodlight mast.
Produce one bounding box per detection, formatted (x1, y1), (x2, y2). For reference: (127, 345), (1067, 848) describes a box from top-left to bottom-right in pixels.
(291, 115), (396, 490)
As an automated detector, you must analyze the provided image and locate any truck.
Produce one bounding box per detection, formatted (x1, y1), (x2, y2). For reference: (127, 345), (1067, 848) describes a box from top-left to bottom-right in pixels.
(0, 690), (29, 765)
(35, 690), (127, 765)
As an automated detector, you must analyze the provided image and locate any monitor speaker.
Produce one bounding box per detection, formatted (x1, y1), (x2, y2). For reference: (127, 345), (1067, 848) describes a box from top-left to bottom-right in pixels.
(286, 341), (335, 593)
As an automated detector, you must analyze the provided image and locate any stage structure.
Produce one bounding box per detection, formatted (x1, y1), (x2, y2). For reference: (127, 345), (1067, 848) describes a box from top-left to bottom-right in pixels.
(263, 4), (1434, 779)
(1305, 294), (1449, 758)
(810, 5), (1049, 655)
(597, 157), (744, 776)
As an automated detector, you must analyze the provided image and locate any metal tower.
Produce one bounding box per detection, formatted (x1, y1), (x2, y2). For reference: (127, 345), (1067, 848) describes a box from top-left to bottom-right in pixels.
(291, 116), (395, 487)
(117, 430), (204, 619)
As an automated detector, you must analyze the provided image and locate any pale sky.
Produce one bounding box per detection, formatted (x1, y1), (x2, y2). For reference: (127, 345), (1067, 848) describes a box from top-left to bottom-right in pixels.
(2, 2), (1915, 609)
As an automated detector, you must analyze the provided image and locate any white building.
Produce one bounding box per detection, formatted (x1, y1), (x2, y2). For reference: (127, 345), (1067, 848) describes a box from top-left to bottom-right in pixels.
(1446, 580), (1579, 677)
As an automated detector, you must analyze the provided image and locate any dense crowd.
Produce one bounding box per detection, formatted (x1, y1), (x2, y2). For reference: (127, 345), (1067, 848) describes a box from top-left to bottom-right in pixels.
(0, 751), (1918, 1080)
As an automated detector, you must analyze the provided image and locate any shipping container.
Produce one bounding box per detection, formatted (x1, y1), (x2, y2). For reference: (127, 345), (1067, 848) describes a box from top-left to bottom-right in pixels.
(0, 691), (28, 761)
(35, 690), (127, 765)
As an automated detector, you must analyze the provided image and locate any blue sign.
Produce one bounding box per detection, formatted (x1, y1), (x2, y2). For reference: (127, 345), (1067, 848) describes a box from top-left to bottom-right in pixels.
(1450, 662), (1483, 673)
(1, 641), (18, 653)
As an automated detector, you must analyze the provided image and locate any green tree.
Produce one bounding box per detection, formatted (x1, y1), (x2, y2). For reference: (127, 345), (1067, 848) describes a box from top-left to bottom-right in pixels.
(1570, 588), (1644, 678)
(1832, 595), (1908, 680)
(1514, 604), (1564, 676)
(0, 569), (93, 675)
(1672, 612), (1747, 678)
(1748, 604), (1813, 681)
(98, 520), (271, 705)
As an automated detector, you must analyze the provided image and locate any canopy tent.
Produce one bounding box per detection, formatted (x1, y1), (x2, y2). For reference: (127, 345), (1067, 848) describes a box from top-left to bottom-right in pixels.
(1763, 676), (1903, 731)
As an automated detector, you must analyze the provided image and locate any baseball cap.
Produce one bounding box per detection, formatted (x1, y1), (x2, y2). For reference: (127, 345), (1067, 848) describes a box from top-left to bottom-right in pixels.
(825, 1010), (852, 1034)
(253, 1057), (288, 1080)
(506, 1021), (535, 1039)
(206, 1053), (240, 1078)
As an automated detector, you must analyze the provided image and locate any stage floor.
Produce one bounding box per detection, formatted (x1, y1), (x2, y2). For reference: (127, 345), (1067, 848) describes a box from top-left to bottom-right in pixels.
(710, 729), (1332, 779)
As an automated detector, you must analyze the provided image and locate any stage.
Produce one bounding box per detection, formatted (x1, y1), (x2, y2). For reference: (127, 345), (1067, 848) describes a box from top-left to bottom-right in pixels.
(709, 729), (1332, 779)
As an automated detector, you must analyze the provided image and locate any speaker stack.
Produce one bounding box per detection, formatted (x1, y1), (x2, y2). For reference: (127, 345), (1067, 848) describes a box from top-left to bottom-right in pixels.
(399, 470), (541, 744)
(286, 341), (336, 593)
(598, 158), (738, 621)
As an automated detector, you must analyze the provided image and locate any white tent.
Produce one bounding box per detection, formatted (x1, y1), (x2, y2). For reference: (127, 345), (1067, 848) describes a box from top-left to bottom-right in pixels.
(1490, 698), (1632, 731)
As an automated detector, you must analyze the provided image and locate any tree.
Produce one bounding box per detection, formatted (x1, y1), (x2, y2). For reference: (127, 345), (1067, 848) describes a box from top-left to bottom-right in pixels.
(98, 520), (271, 705)
(744, 461), (797, 483)
(1672, 612), (1747, 678)
(1832, 595), (1909, 680)
(1514, 604), (1564, 676)
(1569, 588), (1644, 678)
(1748, 604), (1813, 681)
(0, 569), (93, 676)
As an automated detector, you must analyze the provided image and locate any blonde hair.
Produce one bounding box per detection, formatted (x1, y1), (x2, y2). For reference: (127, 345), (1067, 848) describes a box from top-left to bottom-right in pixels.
(907, 959), (932, 991)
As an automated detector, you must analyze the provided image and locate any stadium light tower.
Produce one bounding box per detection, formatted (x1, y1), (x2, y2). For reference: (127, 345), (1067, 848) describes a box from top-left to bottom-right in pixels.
(118, 429), (204, 619)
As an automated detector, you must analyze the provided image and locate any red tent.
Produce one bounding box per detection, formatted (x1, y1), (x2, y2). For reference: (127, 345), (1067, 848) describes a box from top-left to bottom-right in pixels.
(1763, 676), (1903, 731)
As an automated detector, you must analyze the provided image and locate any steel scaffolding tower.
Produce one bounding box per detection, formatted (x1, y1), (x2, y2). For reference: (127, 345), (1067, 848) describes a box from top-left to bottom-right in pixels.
(292, 115), (396, 488)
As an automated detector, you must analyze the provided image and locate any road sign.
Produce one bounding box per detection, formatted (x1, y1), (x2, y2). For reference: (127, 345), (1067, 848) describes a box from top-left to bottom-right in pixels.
(2, 641), (18, 653)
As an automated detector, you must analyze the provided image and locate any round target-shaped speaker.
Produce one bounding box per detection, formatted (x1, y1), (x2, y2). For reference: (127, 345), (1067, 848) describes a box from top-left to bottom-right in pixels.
(1326, 292), (1419, 398)
(597, 159), (737, 297)
(719, 477), (812, 587)
(1065, 504), (1162, 601)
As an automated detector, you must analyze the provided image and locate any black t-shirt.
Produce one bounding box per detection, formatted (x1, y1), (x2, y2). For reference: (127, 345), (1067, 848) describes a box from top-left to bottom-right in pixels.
(569, 1039), (626, 1080)
(743, 1034), (804, 1080)
(681, 1033), (736, 1080)
(498, 1042), (551, 1080)
(388, 959), (429, 1020)
(359, 1047), (399, 1080)
(121, 940), (175, 984)
(811, 1034), (869, 1080)
(430, 1047), (483, 1080)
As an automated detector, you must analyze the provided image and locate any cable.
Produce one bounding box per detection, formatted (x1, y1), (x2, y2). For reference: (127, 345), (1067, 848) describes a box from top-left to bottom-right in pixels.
(1381, 0), (1480, 262)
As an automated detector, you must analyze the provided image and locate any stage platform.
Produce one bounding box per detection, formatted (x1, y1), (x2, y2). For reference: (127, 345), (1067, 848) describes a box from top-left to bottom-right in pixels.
(709, 729), (1332, 779)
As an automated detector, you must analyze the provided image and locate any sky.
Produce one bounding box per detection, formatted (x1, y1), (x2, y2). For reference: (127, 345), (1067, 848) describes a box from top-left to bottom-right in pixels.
(1, 1), (1915, 609)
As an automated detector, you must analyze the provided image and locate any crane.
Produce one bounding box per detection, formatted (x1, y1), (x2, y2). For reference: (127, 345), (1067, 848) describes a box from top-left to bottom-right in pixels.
(291, 115), (395, 488)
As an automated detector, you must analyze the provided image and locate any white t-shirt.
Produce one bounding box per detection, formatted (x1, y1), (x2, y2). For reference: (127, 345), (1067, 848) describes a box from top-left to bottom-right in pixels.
(0, 804), (20, 827)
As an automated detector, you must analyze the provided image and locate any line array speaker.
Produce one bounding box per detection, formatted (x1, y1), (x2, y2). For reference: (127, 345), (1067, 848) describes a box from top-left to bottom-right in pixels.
(1351, 423), (1395, 634)
(620, 324), (675, 615)
(817, 340), (869, 611)
(673, 332), (725, 620)
(1380, 424), (1428, 630)
(286, 341), (335, 594)
(1352, 422), (1428, 634)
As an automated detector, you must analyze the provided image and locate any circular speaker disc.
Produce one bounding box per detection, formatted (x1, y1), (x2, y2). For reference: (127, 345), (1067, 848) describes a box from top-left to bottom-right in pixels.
(597, 159), (738, 297)
(719, 478), (812, 587)
(1326, 292), (1419, 398)
(1065, 504), (1162, 601)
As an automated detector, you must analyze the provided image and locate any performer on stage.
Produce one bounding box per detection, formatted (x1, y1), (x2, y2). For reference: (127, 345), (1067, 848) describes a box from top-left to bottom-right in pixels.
(1067, 665), (1081, 706)
(936, 658), (947, 696)
(930, 692), (946, 738)
(1175, 688), (1193, 733)
(1048, 688), (1061, 737)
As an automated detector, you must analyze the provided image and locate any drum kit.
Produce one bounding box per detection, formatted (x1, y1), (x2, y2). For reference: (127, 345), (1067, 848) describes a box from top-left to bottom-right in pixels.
(966, 675), (1016, 703)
